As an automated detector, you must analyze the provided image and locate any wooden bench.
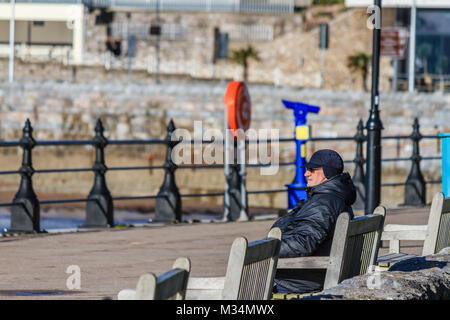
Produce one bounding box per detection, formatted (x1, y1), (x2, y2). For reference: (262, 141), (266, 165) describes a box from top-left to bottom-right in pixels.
(275, 207), (386, 297)
(376, 192), (450, 270)
(117, 257), (191, 300)
(185, 227), (282, 300)
(380, 224), (427, 254)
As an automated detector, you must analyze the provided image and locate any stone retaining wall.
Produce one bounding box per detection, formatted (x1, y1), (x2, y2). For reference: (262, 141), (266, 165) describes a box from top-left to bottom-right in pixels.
(0, 80), (447, 206)
(0, 80), (447, 159)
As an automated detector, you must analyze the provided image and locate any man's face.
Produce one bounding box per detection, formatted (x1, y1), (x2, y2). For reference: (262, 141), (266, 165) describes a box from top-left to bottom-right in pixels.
(304, 167), (328, 187)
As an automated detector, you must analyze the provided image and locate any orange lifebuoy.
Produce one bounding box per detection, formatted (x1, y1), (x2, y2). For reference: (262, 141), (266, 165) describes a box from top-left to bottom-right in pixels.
(224, 81), (251, 136)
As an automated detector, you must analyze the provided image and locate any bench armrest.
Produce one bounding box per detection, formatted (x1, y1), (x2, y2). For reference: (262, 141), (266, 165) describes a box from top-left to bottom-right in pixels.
(277, 256), (329, 269)
(186, 276), (225, 300)
(381, 224), (427, 253)
(381, 224), (427, 240)
(117, 289), (136, 300)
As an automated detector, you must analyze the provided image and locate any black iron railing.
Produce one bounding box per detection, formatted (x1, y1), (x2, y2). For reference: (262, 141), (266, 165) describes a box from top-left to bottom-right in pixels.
(0, 117), (442, 233)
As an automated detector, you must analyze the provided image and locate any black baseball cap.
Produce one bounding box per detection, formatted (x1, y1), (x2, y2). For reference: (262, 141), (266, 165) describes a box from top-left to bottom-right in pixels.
(302, 149), (344, 179)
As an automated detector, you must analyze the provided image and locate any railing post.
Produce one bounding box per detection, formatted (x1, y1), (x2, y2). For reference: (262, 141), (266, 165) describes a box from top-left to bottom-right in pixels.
(365, 0), (383, 215)
(11, 119), (40, 233)
(237, 137), (248, 221)
(404, 118), (426, 206)
(85, 119), (114, 227)
(225, 139), (248, 221)
(155, 120), (182, 222)
(352, 119), (366, 210)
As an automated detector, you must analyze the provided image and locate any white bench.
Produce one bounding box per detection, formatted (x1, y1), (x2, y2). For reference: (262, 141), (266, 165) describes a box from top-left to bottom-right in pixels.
(185, 228), (282, 300)
(376, 192), (450, 270)
(380, 224), (427, 254)
(117, 257), (191, 300)
(276, 206), (386, 294)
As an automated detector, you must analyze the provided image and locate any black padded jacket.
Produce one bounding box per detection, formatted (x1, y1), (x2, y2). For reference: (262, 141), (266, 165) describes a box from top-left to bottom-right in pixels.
(271, 172), (357, 293)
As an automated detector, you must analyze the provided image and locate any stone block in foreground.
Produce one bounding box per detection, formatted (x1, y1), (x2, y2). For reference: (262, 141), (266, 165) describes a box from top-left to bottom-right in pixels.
(305, 247), (450, 300)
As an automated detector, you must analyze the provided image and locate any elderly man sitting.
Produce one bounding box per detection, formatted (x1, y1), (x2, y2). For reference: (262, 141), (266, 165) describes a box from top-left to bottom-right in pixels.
(271, 149), (356, 294)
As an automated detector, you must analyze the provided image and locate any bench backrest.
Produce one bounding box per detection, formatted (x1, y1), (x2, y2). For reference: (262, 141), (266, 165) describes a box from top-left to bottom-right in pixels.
(222, 227), (282, 300)
(324, 206), (386, 289)
(135, 257), (191, 300)
(423, 192), (450, 256)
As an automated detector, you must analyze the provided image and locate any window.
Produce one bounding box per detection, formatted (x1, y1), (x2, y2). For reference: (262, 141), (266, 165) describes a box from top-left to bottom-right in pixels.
(416, 9), (450, 76)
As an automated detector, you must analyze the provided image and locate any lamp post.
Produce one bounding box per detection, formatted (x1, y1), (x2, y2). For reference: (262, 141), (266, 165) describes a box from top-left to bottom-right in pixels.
(9, 0), (15, 83)
(156, 0), (161, 84)
(408, 0), (417, 92)
(365, 0), (383, 215)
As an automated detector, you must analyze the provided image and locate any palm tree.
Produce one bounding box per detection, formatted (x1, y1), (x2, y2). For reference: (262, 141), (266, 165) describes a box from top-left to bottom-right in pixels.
(229, 45), (261, 82)
(436, 55), (448, 91)
(347, 52), (372, 92)
(417, 43), (433, 91)
(417, 43), (432, 75)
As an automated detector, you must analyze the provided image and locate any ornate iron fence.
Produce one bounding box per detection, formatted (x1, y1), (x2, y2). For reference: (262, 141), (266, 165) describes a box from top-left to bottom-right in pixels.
(0, 117), (442, 233)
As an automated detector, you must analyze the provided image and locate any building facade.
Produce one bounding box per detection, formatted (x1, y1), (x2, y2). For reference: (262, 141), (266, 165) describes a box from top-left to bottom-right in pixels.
(1, 1), (397, 91)
(346, 0), (450, 92)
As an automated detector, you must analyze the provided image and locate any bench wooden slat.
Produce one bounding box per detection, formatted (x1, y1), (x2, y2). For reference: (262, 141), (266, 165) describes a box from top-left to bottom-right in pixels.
(117, 257), (191, 300)
(223, 228), (282, 300)
(186, 228), (282, 300)
(377, 193), (450, 258)
(381, 225), (427, 241)
(186, 277), (225, 300)
(435, 211), (450, 253)
(277, 256), (329, 269)
(154, 269), (190, 300)
(377, 253), (416, 262)
(324, 208), (385, 288)
(187, 277), (225, 290)
(347, 214), (384, 237)
(376, 253), (418, 267)
(276, 207), (386, 292)
(185, 289), (222, 300)
(377, 252), (408, 261)
(244, 238), (281, 265)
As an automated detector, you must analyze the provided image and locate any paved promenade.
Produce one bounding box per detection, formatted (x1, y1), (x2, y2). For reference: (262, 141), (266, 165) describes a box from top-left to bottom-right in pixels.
(0, 206), (430, 300)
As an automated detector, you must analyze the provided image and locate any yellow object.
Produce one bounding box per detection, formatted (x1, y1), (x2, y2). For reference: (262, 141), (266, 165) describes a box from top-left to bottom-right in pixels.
(271, 292), (315, 300)
(296, 126), (309, 140)
(301, 144), (306, 158)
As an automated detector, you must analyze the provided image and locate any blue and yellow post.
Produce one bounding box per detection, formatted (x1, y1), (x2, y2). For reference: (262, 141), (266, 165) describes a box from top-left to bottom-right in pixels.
(282, 100), (320, 209)
(439, 133), (450, 197)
